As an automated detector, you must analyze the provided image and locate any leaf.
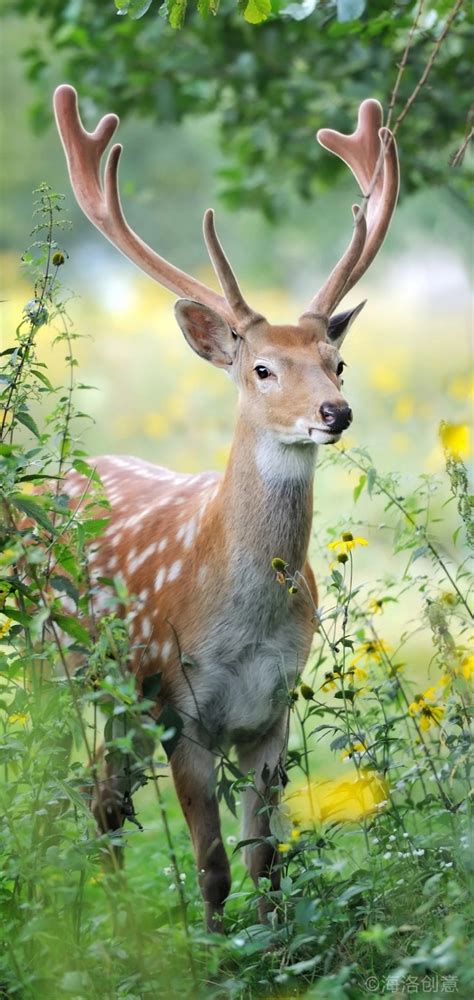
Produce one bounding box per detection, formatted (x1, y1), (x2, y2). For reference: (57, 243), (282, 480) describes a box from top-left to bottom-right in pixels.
(72, 458), (102, 484)
(51, 613), (92, 647)
(142, 672), (162, 700)
(11, 495), (54, 533)
(115, 0), (154, 17)
(244, 0), (271, 24)
(15, 410), (41, 439)
(336, 0), (365, 22)
(156, 703), (183, 758)
(353, 474), (366, 503)
(269, 805), (292, 842)
(3, 606), (31, 628)
(281, 0), (317, 21)
(367, 466), (377, 496)
(50, 575), (79, 606)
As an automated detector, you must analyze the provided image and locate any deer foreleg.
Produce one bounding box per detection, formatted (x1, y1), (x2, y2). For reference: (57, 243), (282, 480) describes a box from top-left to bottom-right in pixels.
(171, 745), (231, 933)
(236, 716), (288, 922)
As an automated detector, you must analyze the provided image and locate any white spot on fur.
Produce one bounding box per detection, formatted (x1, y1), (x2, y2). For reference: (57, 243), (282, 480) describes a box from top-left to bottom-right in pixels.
(158, 537), (168, 552)
(161, 640), (172, 662)
(150, 641), (160, 658)
(155, 567), (166, 591)
(168, 560), (182, 582)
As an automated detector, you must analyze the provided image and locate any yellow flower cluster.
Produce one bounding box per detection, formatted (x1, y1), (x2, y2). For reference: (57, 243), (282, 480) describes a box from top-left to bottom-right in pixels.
(439, 421), (470, 461)
(408, 678), (449, 732)
(285, 772), (388, 825)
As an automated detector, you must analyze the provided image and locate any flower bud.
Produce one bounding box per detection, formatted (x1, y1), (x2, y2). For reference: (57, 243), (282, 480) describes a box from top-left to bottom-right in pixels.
(300, 683), (314, 701)
(288, 585), (298, 594)
(271, 557), (287, 572)
(52, 251), (65, 266)
(337, 553), (349, 564)
(342, 531), (353, 542)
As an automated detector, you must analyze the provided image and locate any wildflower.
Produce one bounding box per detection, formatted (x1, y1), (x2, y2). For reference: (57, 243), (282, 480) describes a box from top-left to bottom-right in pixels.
(328, 533), (368, 556)
(9, 712), (29, 725)
(408, 690), (445, 732)
(300, 683), (314, 701)
(337, 553), (349, 564)
(278, 843), (290, 854)
(460, 654), (474, 682)
(290, 827), (301, 842)
(0, 617), (13, 639)
(368, 598), (384, 615)
(288, 585), (298, 594)
(351, 639), (391, 667)
(285, 771), (389, 825)
(341, 742), (367, 762)
(320, 671), (337, 692)
(271, 557), (287, 572)
(52, 251), (65, 266)
(347, 665), (368, 683)
(439, 421), (470, 460)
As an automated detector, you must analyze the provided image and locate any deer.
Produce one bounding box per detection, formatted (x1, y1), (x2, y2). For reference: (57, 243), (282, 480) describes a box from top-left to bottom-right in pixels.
(53, 84), (399, 931)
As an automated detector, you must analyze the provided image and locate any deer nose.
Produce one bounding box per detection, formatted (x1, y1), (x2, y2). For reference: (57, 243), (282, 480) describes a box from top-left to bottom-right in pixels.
(320, 402), (353, 433)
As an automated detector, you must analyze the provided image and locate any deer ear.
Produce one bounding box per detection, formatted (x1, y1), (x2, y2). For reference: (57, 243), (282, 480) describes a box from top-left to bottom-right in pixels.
(327, 300), (366, 348)
(174, 299), (237, 368)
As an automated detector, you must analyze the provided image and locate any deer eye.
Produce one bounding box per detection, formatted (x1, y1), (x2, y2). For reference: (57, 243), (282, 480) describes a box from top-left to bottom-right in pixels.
(255, 365), (271, 380)
(336, 361), (346, 377)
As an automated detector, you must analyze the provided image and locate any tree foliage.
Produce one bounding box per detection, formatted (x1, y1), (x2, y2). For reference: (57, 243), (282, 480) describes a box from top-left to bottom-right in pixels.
(9, 0), (473, 214)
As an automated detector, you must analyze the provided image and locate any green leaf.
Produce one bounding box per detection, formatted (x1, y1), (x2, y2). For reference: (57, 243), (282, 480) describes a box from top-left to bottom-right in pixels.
(11, 495), (54, 533)
(142, 672), (162, 700)
(72, 458), (102, 485)
(353, 474), (366, 503)
(50, 575), (79, 606)
(367, 467), (377, 496)
(15, 410), (41, 439)
(157, 703), (183, 758)
(51, 613), (92, 647)
(336, 0), (365, 22)
(244, 0), (271, 24)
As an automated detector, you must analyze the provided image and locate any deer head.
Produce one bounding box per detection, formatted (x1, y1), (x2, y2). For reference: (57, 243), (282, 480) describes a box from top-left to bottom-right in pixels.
(54, 86), (399, 447)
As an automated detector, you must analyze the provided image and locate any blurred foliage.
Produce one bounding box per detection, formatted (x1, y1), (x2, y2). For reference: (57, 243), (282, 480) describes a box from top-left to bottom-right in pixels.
(7, 0), (473, 216)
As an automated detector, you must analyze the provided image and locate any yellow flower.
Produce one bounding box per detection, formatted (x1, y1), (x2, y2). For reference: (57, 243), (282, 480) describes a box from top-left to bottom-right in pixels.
(0, 617), (13, 639)
(460, 654), (474, 682)
(408, 683), (446, 731)
(278, 843), (291, 854)
(328, 533), (368, 556)
(341, 742), (367, 762)
(290, 827), (301, 842)
(351, 639), (391, 667)
(368, 598), (384, 615)
(394, 394), (415, 422)
(285, 771), (388, 825)
(9, 712), (29, 726)
(439, 422), (470, 460)
(321, 671), (338, 692)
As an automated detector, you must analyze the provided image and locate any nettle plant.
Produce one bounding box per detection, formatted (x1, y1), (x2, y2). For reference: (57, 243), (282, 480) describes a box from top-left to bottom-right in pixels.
(0, 188), (472, 998)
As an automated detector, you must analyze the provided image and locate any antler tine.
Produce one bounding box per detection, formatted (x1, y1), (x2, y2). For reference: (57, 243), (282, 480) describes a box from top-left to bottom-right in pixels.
(303, 205), (367, 320)
(203, 209), (260, 328)
(53, 84), (235, 325)
(315, 99), (399, 309)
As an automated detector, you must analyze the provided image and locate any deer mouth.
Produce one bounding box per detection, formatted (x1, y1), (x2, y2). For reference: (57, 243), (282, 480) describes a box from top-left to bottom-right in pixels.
(308, 427), (342, 445)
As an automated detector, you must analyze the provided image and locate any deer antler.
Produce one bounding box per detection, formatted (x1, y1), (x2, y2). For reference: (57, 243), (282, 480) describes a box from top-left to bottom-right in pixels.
(54, 85), (245, 327)
(304, 99), (399, 319)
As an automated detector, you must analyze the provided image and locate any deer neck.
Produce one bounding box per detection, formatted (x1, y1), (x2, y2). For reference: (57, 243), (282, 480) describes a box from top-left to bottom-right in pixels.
(218, 411), (317, 577)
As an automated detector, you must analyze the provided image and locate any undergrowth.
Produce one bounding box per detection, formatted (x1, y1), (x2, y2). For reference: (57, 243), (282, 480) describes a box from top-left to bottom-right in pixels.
(0, 189), (472, 999)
